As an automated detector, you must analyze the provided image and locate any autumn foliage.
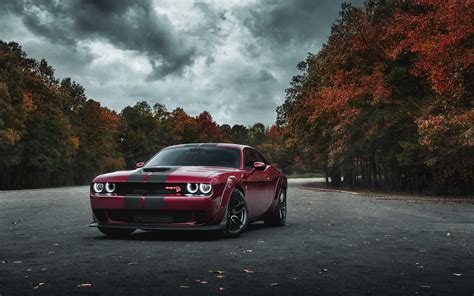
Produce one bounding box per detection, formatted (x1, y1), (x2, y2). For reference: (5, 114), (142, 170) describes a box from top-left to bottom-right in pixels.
(278, 0), (473, 194)
(0, 41), (288, 189)
(1, 0), (472, 195)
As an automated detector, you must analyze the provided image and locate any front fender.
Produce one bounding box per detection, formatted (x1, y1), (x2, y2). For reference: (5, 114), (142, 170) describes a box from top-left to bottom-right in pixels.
(212, 175), (241, 224)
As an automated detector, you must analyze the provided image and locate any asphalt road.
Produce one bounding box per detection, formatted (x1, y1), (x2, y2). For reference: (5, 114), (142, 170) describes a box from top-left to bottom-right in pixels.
(1, 180), (473, 295)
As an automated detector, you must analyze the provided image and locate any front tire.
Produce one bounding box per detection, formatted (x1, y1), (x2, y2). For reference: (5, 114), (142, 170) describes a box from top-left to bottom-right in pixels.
(98, 227), (135, 238)
(222, 189), (249, 238)
(265, 187), (287, 226)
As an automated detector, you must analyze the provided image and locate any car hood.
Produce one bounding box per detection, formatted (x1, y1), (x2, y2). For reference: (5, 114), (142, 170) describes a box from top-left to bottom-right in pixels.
(93, 166), (242, 184)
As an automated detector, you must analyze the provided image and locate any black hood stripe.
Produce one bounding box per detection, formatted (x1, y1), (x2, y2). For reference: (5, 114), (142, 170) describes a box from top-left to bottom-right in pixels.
(147, 167), (178, 183)
(124, 195), (142, 209)
(144, 196), (165, 209)
(127, 167), (178, 183)
(123, 195), (165, 209)
(127, 171), (147, 182)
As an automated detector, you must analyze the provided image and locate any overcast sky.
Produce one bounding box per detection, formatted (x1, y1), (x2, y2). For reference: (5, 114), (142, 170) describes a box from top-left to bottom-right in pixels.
(0, 0), (362, 126)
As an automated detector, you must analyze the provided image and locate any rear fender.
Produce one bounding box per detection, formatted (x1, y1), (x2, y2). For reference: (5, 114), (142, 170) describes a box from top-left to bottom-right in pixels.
(268, 176), (287, 213)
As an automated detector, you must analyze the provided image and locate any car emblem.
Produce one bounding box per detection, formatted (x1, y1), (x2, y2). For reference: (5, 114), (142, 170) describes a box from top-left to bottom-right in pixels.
(165, 186), (181, 193)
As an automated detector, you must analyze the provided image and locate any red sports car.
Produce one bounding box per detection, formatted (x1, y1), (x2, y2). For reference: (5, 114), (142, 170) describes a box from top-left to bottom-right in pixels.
(89, 143), (287, 237)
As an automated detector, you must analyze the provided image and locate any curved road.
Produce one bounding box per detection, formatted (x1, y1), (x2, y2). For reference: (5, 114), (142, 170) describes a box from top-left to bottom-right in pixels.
(1, 180), (473, 295)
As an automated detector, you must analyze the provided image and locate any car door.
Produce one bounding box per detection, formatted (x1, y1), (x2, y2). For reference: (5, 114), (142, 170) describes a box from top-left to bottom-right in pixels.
(242, 148), (273, 218)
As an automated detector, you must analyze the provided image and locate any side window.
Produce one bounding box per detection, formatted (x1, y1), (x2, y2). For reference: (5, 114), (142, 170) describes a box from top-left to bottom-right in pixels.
(243, 149), (264, 170)
(255, 151), (267, 164)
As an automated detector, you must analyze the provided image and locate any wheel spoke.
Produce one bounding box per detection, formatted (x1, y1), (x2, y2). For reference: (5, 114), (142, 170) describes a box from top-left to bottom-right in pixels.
(232, 201), (244, 214)
(230, 215), (242, 228)
(225, 193), (247, 234)
(278, 192), (287, 221)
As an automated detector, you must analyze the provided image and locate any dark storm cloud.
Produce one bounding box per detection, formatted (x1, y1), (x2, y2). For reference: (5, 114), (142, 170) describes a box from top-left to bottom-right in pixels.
(240, 0), (362, 45)
(2, 0), (196, 79)
(0, 0), (364, 125)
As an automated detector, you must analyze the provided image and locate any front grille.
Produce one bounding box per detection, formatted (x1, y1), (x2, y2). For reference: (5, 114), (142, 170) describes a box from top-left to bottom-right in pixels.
(93, 209), (206, 224)
(115, 183), (186, 195)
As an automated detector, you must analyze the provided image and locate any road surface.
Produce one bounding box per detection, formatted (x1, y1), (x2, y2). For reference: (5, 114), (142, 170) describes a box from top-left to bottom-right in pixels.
(1, 180), (473, 295)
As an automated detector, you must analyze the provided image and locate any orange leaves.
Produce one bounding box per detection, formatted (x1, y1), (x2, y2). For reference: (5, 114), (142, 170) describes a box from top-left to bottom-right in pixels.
(99, 108), (120, 133)
(0, 128), (21, 145)
(385, 0), (473, 98)
(196, 111), (223, 142)
(22, 91), (35, 113)
(68, 136), (80, 151)
(417, 110), (474, 149)
(266, 125), (282, 140)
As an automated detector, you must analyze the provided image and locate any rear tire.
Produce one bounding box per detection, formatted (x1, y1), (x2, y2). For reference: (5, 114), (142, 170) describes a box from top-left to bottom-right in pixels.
(264, 187), (287, 227)
(98, 227), (135, 238)
(222, 189), (249, 238)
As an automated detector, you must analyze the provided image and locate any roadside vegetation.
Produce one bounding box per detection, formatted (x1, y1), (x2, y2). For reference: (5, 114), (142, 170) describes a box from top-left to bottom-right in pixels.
(278, 1), (473, 195)
(0, 1), (472, 195)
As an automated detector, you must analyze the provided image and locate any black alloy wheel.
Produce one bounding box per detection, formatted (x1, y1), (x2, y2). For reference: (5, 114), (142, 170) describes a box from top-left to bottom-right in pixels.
(222, 189), (249, 237)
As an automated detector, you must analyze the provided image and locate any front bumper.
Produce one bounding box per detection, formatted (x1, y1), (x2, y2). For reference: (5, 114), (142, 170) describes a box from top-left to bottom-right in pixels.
(89, 194), (227, 230)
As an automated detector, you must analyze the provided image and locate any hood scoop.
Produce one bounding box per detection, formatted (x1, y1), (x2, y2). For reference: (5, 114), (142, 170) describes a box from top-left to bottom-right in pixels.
(143, 167), (172, 173)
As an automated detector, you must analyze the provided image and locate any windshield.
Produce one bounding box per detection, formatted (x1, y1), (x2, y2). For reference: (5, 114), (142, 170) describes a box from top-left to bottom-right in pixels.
(145, 146), (241, 169)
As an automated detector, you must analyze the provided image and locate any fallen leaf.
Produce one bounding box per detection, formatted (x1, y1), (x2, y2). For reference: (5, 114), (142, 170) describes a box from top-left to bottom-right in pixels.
(77, 283), (92, 288)
(243, 269), (254, 273)
(419, 285), (431, 289)
(32, 282), (45, 289)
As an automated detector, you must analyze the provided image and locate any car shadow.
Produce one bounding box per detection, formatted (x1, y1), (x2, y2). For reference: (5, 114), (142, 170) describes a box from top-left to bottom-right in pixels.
(90, 223), (270, 242)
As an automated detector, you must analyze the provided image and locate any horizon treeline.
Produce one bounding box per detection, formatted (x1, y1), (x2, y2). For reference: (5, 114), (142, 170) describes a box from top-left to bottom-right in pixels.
(0, 41), (291, 189)
(278, 0), (473, 195)
(1, 0), (472, 195)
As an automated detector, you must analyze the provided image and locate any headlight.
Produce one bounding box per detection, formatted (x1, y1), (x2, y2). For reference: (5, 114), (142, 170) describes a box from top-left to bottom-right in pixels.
(105, 182), (115, 193)
(93, 183), (104, 193)
(187, 183), (198, 194)
(199, 183), (212, 194)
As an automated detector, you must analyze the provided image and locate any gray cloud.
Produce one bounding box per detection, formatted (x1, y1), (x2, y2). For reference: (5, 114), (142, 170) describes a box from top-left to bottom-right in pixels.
(240, 0), (356, 46)
(0, 0), (362, 126)
(3, 0), (196, 79)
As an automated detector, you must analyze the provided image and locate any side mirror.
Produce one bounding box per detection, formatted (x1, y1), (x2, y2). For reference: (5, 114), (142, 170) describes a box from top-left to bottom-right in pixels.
(135, 162), (145, 169)
(253, 161), (266, 171)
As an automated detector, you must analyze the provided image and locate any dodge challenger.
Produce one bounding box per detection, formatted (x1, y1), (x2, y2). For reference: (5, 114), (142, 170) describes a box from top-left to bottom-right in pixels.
(89, 143), (287, 237)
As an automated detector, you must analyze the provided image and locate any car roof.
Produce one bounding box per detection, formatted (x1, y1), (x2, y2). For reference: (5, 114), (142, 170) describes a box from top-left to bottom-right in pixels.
(164, 143), (253, 150)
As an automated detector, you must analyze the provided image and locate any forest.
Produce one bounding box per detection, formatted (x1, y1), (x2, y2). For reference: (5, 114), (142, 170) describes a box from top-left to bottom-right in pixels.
(0, 0), (472, 194)
(0, 41), (289, 189)
(278, 0), (473, 195)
